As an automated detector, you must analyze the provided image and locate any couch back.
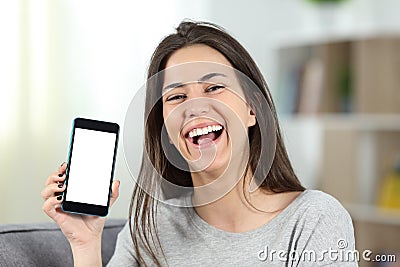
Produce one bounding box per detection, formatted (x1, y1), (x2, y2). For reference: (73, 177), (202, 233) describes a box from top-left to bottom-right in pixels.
(0, 219), (125, 267)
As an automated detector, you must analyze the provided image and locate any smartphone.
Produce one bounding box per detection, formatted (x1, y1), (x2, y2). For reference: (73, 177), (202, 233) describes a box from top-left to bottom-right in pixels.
(61, 118), (119, 217)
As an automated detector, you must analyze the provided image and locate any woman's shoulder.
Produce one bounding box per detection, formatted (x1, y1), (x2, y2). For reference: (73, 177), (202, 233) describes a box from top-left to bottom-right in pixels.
(299, 189), (343, 207)
(290, 189), (354, 229)
(296, 189), (350, 214)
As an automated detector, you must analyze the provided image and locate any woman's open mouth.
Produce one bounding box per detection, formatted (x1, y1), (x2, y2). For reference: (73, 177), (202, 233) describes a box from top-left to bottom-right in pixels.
(185, 124), (224, 146)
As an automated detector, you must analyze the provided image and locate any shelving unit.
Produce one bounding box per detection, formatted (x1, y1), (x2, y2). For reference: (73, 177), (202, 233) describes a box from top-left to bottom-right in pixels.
(345, 203), (400, 227)
(273, 35), (400, 266)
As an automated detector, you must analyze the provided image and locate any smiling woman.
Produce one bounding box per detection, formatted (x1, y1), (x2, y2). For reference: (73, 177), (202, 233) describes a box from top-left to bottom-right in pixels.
(42, 21), (357, 267)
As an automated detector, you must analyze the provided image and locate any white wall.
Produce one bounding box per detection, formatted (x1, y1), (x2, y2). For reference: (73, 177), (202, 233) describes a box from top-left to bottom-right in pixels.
(0, 0), (211, 223)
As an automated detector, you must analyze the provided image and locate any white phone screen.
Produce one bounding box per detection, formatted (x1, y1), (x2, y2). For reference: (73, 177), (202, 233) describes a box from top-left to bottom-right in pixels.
(66, 128), (117, 206)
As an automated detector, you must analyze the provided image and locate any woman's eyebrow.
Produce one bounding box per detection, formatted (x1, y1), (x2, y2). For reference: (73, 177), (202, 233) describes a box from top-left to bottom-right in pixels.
(162, 72), (227, 92)
(199, 72), (227, 82)
(163, 82), (184, 92)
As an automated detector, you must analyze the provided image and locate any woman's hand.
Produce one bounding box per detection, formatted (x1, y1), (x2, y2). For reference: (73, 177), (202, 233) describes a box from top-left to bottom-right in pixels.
(41, 162), (120, 249)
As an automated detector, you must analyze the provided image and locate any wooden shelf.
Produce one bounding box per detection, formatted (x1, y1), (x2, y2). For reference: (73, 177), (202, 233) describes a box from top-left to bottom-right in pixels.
(274, 34), (400, 264)
(281, 114), (400, 131)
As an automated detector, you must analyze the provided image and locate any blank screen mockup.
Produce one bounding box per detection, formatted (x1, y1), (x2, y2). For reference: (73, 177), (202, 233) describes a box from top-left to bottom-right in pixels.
(66, 128), (117, 206)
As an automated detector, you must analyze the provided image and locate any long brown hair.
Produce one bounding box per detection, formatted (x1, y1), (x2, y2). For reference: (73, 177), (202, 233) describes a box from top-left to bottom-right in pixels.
(129, 20), (305, 266)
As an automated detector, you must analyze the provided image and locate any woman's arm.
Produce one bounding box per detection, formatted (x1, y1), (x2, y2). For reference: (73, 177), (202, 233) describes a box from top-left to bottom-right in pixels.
(71, 239), (102, 267)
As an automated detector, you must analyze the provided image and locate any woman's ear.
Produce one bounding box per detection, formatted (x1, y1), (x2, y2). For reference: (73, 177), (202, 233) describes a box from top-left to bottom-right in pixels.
(247, 108), (256, 127)
(247, 91), (267, 127)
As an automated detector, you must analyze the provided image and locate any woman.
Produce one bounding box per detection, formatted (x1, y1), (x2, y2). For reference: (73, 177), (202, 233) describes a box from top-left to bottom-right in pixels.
(42, 21), (356, 266)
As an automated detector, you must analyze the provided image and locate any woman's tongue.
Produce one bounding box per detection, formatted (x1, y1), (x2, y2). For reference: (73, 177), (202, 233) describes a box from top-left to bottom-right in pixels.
(197, 132), (216, 145)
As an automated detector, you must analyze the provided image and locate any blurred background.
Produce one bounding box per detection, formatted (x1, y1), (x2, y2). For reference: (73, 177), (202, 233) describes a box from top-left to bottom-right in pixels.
(0, 0), (399, 265)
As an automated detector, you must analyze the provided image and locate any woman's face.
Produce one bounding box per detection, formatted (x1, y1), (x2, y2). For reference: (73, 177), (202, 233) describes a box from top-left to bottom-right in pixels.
(162, 44), (256, 177)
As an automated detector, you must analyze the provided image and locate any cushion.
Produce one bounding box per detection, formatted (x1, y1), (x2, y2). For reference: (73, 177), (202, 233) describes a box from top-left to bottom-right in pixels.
(0, 219), (126, 267)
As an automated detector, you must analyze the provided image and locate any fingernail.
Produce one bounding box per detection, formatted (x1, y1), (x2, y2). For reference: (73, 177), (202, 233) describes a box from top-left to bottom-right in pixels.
(58, 173), (63, 177)
(57, 195), (62, 201)
(58, 183), (63, 188)
(60, 162), (65, 167)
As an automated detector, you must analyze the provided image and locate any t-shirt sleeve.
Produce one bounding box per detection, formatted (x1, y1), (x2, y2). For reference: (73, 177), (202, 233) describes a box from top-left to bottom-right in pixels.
(296, 192), (358, 266)
(106, 221), (139, 267)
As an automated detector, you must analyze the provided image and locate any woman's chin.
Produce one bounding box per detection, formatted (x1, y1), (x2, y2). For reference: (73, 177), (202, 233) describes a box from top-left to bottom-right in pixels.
(188, 149), (232, 179)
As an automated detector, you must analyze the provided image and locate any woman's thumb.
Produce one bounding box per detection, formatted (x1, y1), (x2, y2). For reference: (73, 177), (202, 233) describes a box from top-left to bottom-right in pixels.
(110, 180), (120, 207)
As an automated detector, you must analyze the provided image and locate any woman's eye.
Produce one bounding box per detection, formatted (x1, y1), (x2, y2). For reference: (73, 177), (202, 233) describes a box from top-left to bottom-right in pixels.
(206, 85), (225, 93)
(166, 94), (186, 102)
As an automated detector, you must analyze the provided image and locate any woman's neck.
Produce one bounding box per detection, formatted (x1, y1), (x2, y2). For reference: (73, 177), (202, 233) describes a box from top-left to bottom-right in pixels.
(193, 182), (261, 232)
(191, 171), (302, 233)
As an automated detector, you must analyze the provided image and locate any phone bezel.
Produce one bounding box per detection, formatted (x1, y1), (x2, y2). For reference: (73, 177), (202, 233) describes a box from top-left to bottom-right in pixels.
(61, 117), (119, 217)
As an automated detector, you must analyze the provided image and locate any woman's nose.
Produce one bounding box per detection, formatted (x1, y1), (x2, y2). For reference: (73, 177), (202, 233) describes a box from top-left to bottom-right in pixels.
(184, 98), (210, 118)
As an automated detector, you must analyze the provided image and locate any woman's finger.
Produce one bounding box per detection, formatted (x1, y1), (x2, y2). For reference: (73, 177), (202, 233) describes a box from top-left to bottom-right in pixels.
(45, 173), (65, 186)
(44, 163), (67, 186)
(41, 183), (66, 200)
(42, 195), (64, 221)
(58, 162), (67, 174)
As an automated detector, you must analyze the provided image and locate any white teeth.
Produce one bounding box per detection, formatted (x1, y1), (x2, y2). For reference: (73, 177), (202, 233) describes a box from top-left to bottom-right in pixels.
(187, 124), (223, 138)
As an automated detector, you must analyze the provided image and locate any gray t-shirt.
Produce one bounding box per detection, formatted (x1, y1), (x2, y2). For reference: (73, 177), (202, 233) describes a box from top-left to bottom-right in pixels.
(107, 190), (358, 266)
